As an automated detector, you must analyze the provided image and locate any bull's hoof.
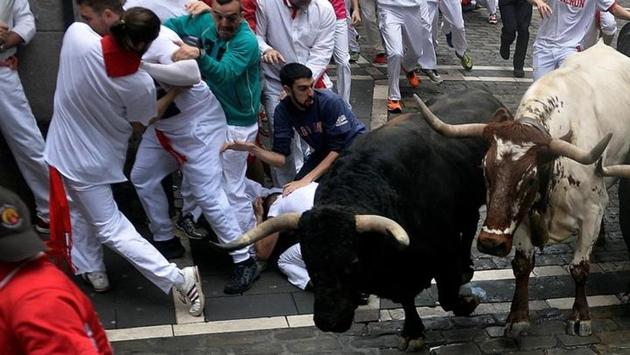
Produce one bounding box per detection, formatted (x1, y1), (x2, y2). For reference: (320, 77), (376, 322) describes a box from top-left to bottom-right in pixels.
(567, 319), (592, 336)
(398, 336), (425, 352)
(504, 321), (530, 337)
(453, 295), (480, 316)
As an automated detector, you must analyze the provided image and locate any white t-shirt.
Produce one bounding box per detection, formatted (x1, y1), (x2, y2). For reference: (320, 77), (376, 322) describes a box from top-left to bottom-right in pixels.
(267, 182), (318, 217)
(535, 0), (615, 49)
(377, 0), (422, 7)
(123, 0), (188, 21)
(44, 23), (157, 184)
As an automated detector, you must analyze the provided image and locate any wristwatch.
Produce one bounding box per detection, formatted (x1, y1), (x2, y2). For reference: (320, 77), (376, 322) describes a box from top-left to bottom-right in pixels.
(197, 47), (205, 59)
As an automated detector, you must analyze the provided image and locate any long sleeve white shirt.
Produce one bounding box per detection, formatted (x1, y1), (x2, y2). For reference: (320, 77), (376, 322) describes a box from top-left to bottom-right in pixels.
(0, 0), (35, 60)
(377, 0), (423, 7)
(255, 0), (335, 86)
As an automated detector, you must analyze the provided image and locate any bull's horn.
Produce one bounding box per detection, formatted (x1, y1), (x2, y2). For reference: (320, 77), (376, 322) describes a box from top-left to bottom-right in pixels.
(355, 215), (410, 247)
(596, 159), (630, 178)
(413, 94), (487, 138)
(208, 213), (301, 251)
(548, 133), (612, 165)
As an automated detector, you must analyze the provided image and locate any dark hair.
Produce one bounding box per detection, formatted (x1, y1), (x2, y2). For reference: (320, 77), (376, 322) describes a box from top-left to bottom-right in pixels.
(75, 0), (124, 14)
(280, 63), (312, 87)
(263, 193), (281, 220)
(109, 7), (160, 53)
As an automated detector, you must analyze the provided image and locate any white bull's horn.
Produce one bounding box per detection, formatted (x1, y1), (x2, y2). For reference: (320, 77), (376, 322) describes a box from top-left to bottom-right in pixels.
(548, 133), (612, 165)
(208, 213), (301, 251)
(596, 159), (630, 178)
(355, 215), (410, 247)
(413, 94), (487, 138)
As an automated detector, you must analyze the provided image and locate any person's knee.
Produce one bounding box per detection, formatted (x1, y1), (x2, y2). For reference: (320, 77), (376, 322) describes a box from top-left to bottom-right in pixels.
(130, 166), (154, 190)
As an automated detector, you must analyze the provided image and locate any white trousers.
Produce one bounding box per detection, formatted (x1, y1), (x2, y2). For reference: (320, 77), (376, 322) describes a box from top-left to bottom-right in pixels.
(67, 178), (184, 293)
(0, 67), (49, 220)
(334, 19), (352, 105)
(476, 0), (498, 15)
(345, 0), (361, 53)
(359, 0), (385, 52)
(262, 81), (305, 187)
(532, 43), (577, 81)
(378, 4), (432, 100)
(221, 123), (258, 261)
(131, 119), (248, 261)
(436, 0), (469, 56)
(278, 243), (310, 290)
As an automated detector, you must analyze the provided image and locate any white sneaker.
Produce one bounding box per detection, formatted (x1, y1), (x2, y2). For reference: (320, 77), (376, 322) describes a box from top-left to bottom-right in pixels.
(176, 266), (205, 317)
(82, 271), (110, 293)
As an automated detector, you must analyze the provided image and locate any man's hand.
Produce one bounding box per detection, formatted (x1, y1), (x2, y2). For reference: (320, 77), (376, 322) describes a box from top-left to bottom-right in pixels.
(534, 0), (552, 18)
(283, 178), (310, 196)
(171, 41), (201, 62)
(262, 48), (286, 65)
(185, 1), (211, 16)
(351, 9), (361, 25)
(221, 140), (257, 153)
(0, 24), (9, 44)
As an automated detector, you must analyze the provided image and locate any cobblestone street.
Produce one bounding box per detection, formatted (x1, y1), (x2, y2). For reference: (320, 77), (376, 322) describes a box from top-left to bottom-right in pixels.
(76, 3), (630, 354)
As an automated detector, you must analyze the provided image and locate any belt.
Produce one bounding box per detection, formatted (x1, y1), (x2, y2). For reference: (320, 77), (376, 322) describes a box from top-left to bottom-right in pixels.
(0, 55), (18, 70)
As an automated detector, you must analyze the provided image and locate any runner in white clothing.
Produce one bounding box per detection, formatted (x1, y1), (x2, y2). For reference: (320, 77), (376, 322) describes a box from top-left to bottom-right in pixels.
(530, 0), (630, 80)
(43, 3), (204, 316)
(256, 0), (336, 187)
(0, 0), (49, 232)
(581, 11), (617, 49)
(376, 0), (435, 113)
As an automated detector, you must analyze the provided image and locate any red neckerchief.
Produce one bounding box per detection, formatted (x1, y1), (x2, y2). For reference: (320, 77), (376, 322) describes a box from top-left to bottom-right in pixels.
(282, 0), (299, 19)
(101, 35), (141, 78)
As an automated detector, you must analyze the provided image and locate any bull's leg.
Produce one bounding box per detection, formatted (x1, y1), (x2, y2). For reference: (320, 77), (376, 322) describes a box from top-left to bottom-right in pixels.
(567, 206), (605, 336)
(398, 298), (425, 352)
(505, 226), (535, 337)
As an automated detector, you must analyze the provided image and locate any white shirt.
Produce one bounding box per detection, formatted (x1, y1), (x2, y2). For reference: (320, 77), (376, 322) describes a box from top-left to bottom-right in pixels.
(256, 0), (336, 87)
(44, 23), (157, 185)
(0, 0), (35, 61)
(535, 0), (614, 49)
(268, 182), (318, 217)
(580, 11), (617, 49)
(123, 0), (188, 21)
(377, 0), (423, 7)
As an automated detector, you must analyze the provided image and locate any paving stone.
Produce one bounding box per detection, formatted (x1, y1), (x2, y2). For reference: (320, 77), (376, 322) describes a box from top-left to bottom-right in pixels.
(591, 319), (620, 333)
(556, 334), (601, 347)
(515, 335), (557, 351)
(504, 351), (544, 355)
(284, 334), (344, 353)
(442, 327), (487, 343)
(272, 327), (318, 341)
(477, 337), (519, 354)
(204, 293), (297, 321)
(349, 332), (399, 350)
(526, 320), (567, 336)
(545, 348), (597, 355)
(597, 330), (630, 347)
(431, 342), (481, 355)
(452, 314), (498, 328)
(485, 326), (505, 338)
(292, 291), (315, 315)
(424, 317), (453, 331)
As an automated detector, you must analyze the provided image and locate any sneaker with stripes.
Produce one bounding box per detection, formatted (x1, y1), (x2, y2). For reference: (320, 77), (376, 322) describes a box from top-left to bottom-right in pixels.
(176, 266), (205, 316)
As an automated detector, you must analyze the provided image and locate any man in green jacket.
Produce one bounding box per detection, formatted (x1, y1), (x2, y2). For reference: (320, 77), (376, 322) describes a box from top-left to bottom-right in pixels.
(166, 0), (262, 295)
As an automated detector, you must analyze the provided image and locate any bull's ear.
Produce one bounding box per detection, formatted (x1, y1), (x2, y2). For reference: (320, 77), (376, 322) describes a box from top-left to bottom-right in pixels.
(490, 107), (513, 123)
(490, 106), (514, 122)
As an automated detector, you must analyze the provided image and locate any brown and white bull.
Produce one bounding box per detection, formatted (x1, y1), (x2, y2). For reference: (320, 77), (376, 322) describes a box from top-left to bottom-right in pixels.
(416, 41), (630, 337)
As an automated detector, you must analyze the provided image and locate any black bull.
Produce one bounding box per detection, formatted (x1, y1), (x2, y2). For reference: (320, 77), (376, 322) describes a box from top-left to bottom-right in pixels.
(301, 90), (503, 349)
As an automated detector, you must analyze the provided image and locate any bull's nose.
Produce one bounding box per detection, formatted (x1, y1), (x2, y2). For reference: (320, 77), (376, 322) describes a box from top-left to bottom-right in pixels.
(477, 231), (512, 257)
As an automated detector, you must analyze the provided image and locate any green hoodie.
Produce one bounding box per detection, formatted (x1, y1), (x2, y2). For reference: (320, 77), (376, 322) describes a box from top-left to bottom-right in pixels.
(165, 13), (260, 127)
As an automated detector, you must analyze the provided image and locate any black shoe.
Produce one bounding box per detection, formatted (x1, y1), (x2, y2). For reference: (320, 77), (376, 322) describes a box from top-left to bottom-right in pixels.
(176, 213), (209, 240)
(358, 292), (370, 305)
(224, 257), (261, 294)
(513, 68), (525, 78)
(154, 237), (185, 259)
(500, 42), (510, 60)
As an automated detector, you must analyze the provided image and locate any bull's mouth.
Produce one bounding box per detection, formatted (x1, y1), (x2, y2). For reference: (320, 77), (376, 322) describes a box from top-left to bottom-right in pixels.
(314, 311), (355, 333)
(477, 230), (513, 257)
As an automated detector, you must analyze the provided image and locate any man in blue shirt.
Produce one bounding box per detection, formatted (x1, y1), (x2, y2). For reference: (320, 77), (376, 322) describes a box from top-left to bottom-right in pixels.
(223, 63), (366, 196)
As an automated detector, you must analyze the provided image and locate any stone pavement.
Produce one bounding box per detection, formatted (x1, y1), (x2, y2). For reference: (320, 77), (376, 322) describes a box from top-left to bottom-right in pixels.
(75, 4), (630, 354)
